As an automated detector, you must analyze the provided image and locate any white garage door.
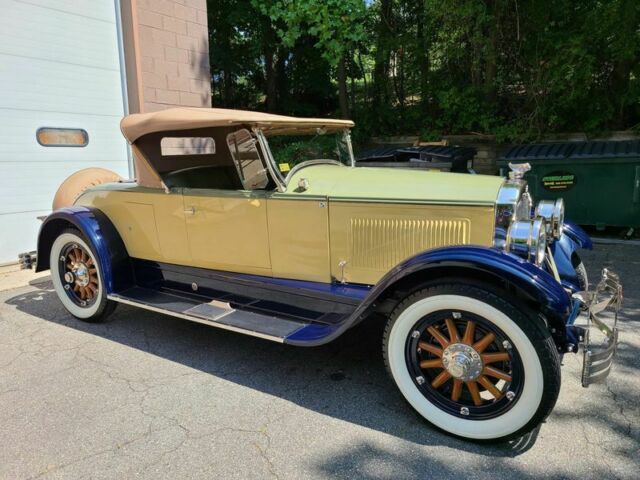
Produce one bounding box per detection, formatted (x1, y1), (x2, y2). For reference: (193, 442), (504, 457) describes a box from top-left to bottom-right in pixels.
(0, 0), (129, 264)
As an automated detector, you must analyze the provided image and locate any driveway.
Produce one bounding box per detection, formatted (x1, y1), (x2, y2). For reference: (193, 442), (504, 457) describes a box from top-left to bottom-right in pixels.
(1, 245), (638, 479)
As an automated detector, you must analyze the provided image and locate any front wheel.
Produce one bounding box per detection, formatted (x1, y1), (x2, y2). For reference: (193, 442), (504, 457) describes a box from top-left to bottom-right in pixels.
(50, 229), (116, 322)
(383, 284), (561, 441)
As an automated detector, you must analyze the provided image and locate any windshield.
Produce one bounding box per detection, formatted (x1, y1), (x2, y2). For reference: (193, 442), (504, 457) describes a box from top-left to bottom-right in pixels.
(266, 129), (354, 175)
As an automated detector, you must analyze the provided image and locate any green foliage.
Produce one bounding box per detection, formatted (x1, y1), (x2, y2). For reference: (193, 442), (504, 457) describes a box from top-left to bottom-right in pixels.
(208, 0), (640, 143)
(268, 134), (344, 167)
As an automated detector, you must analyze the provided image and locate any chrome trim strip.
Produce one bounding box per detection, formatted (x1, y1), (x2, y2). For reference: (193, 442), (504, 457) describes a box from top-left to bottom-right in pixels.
(107, 294), (286, 343)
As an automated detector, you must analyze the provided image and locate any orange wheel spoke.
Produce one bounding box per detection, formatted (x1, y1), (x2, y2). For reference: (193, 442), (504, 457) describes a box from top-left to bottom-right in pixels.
(87, 283), (97, 293)
(86, 257), (93, 266)
(462, 320), (475, 345)
(466, 381), (482, 406)
(419, 358), (443, 369)
(418, 341), (443, 357)
(481, 352), (510, 364)
(427, 326), (450, 349)
(483, 366), (512, 382)
(473, 332), (495, 353)
(478, 375), (503, 400)
(451, 379), (463, 402)
(445, 318), (460, 343)
(431, 370), (451, 388)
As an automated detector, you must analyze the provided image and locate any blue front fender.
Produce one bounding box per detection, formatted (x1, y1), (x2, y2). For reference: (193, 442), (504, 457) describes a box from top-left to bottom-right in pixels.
(287, 245), (571, 346)
(366, 245), (571, 317)
(35, 207), (132, 293)
(551, 220), (592, 291)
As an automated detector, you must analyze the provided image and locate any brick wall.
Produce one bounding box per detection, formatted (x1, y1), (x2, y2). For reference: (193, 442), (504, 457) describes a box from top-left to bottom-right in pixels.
(123, 0), (211, 113)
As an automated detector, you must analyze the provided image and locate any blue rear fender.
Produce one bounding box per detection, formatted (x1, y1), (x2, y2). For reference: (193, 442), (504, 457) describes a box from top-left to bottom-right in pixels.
(35, 206), (133, 293)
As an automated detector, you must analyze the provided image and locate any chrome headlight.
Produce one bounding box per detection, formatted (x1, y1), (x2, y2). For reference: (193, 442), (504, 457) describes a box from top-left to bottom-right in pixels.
(506, 219), (547, 265)
(494, 180), (533, 248)
(535, 199), (564, 239)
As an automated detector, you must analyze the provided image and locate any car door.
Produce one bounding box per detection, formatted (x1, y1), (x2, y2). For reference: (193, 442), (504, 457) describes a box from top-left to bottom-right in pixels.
(182, 188), (271, 275)
(181, 129), (273, 275)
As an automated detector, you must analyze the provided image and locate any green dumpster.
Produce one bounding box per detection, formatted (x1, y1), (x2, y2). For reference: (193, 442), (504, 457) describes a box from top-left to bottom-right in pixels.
(498, 140), (640, 230)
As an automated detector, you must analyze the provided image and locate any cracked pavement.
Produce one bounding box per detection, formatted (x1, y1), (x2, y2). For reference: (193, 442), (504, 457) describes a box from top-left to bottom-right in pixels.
(0, 245), (638, 479)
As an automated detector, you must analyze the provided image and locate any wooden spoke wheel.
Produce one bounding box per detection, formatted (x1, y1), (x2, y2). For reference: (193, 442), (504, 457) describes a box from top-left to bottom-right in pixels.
(405, 309), (524, 420)
(50, 229), (116, 322)
(382, 283), (563, 441)
(58, 242), (100, 307)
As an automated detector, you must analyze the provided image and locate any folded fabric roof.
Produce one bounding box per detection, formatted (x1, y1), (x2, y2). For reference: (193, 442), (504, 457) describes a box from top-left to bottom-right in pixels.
(121, 107), (354, 143)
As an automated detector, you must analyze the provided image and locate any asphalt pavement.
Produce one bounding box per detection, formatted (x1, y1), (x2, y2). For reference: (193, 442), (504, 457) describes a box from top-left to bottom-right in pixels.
(0, 244), (638, 479)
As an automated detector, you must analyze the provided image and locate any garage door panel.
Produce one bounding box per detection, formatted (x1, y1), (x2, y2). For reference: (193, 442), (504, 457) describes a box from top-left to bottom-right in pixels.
(0, 55), (124, 115)
(1, 1), (120, 71)
(0, 160), (128, 215)
(0, 210), (50, 260)
(0, 0), (128, 263)
(0, 111), (127, 162)
(13, 0), (117, 22)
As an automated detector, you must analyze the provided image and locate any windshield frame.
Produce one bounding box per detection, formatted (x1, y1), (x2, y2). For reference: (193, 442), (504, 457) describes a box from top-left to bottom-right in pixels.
(252, 127), (355, 193)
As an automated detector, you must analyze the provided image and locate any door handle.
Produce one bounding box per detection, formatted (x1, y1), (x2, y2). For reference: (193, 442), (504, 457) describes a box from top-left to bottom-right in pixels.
(184, 206), (195, 215)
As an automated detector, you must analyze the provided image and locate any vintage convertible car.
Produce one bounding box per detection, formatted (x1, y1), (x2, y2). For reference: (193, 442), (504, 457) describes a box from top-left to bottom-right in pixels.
(25, 108), (622, 441)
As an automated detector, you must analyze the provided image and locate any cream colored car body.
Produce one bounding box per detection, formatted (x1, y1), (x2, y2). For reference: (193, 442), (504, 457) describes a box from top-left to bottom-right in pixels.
(76, 164), (501, 286)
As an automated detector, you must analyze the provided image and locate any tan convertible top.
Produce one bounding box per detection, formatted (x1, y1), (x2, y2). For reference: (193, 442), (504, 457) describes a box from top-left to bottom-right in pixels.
(120, 107), (354, 144)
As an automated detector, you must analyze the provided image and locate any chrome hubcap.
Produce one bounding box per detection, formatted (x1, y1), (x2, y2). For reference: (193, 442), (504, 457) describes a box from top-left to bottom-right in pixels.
(442, 343), (483, 381)
(73, 263), (90, 287)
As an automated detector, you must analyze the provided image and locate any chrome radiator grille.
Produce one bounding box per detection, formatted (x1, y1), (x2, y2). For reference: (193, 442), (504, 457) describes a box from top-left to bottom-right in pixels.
(349, 217), (470, 269)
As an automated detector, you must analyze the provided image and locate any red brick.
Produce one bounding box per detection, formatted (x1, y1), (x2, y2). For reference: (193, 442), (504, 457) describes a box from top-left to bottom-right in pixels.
(146, 0), (174, 16)
(142, 71), (167, 89)
(151, 28), (176, 47)
(187, 21), (207, 39)
(164, 46), (189, 64)
(157, 89), (181, 104)
(180, 91), (204, 107)
(163, 16), (187, 35)
(176, 34), (197, 51)
(196, 9), (208, 26)
(189, 78), (210, 94)
(138, 9), (163, 29)
(144, 102), (171, 112)
(168, 75), (191, 92)
(175, 3), (197, 23)
(140, 56), (154, 73)
(143, 87), (157, 102)
(184, 0), (206, 11)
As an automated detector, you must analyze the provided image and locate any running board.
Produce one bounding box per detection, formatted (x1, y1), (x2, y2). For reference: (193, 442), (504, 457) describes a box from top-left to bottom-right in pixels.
(108, 287), (309, 343)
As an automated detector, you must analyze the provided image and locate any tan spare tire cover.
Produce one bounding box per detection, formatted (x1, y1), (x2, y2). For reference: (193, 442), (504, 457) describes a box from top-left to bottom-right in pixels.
(52, 168), (123, 210)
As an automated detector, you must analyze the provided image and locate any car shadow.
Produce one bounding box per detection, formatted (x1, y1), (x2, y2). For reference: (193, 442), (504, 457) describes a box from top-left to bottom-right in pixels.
(5, 280), (550, 458)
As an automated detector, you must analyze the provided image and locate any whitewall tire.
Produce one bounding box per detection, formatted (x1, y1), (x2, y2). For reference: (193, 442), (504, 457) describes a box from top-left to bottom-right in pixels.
(383, 283), (561, 441)
(50, 229), (116, 322)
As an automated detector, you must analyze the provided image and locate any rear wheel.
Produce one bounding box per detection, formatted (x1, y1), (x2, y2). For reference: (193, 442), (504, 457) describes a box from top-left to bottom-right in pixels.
(50, 229), (116, 322)
(383, 283), (560, 441)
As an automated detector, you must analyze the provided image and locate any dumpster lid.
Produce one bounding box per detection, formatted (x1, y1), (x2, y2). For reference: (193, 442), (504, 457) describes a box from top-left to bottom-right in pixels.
(570, 140), (640, 159)
(356, 146), (403, 162)
(397, 145), (477, 160)
(500, 140), (640, 162)
(500, 143), (576, 162)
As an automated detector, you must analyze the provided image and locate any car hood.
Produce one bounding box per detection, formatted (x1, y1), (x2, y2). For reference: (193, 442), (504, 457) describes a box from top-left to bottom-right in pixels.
(283, 164), (503, 206)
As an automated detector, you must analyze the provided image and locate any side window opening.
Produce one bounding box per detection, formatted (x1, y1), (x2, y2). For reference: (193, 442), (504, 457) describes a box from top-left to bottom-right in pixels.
(227, 129), (269, 190)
